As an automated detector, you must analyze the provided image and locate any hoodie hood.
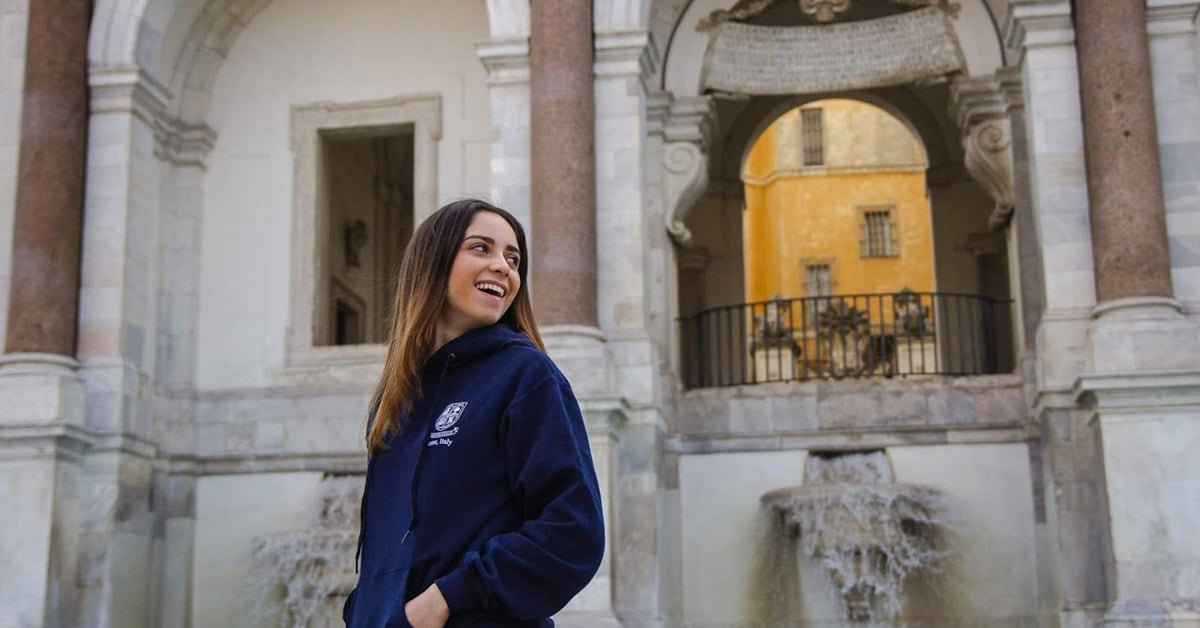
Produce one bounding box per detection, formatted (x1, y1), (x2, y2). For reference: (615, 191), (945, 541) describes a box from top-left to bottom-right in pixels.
(425, 323), (533, 374)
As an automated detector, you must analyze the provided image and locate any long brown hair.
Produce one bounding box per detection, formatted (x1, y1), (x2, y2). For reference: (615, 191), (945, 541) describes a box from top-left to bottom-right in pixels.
(367, 199), (544, 455)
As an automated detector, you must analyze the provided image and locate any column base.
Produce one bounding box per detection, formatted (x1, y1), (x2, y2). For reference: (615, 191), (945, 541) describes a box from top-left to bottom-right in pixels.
(1077, 371), (1200, 626)
(542, 325), (616, 398)
(0, 352), (86, 425)
(1087, 297), (1200, 373)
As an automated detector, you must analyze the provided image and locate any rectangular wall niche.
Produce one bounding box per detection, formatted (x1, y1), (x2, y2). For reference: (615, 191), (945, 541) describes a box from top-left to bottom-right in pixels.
(288, 94), (441, 367)
(323, 132), (415, 346)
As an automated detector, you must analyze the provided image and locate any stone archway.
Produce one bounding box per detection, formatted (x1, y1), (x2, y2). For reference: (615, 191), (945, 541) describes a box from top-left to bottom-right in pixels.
(655, 0), (1037, 393)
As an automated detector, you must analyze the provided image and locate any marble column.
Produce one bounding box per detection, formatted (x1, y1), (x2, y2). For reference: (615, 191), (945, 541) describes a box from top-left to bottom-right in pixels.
(529, 0), (597, 327)
(0, 2), (91, 626)
(4, 0), (89, 356)
(1072, 4), (1200, 626)
(1075, 0), (1173, 302)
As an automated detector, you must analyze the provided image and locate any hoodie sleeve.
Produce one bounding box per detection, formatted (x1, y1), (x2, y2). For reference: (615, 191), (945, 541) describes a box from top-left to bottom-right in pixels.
(433, 374), (605, 620)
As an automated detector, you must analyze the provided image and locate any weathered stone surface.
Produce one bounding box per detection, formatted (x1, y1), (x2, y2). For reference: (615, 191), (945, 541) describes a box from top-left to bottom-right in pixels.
(702, 7), (963, 95)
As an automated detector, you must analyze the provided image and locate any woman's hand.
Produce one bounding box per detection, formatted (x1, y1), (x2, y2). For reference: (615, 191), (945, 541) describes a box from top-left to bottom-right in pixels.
(405, 583), (450, 628)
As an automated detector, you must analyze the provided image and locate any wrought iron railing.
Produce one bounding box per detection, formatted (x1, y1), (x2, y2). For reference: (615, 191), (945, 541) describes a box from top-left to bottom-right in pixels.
(679, 291), (1014, 389)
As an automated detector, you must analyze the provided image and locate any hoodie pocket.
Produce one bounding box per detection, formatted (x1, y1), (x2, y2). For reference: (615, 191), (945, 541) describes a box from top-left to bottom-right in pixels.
(345, 567), (413, 628)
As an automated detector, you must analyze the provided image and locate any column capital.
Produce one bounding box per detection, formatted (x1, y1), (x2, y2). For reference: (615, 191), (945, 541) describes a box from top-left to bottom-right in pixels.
(1145, 0), (1200, 37)
(1004, 0), (1074, 52)
(476, 38), (530, 85)
(89, 65), (170, 125)
(594, 30), (658, 80)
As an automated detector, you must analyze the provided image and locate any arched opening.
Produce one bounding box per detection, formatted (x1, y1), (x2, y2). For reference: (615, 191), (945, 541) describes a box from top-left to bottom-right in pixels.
(677, 94), (1015, 388)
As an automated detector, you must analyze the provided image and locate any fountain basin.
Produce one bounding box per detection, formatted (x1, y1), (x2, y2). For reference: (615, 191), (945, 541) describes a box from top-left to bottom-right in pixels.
(760, 457), (950, 621)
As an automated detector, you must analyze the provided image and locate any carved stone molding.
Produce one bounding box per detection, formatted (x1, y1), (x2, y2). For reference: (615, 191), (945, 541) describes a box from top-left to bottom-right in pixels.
(951, 75), (1017, 231)
(662, 96), (717, 246)
(154, 115), (218, 169)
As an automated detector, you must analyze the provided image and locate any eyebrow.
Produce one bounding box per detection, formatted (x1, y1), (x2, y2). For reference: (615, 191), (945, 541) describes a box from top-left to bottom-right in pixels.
(463, 234), (521, 256)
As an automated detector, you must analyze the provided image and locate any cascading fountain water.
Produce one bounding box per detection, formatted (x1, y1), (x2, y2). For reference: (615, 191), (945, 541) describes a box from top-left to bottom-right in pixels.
(244, 474), (362, 627)
(761, 450), (950, 623)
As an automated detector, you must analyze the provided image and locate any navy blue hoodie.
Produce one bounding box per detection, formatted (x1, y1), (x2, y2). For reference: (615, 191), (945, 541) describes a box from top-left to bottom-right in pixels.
(344, 323), (605, 628)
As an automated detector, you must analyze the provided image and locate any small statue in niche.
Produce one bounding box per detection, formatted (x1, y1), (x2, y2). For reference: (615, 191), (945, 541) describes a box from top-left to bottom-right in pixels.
(344, 220), (368, 268)
(755, 295), (793, 341)
(893, 287), (929, 336)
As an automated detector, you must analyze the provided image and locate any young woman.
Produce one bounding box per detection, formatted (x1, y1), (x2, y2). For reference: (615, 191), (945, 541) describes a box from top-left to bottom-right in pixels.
(343, 199), (605, 628)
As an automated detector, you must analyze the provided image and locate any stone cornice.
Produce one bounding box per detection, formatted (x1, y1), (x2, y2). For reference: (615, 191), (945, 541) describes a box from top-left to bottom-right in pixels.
(997, 66), (1024, 112)
(1004, 0), (1074, 52)
(594, 30), (657, 80)
(476, 37), (530, 86)
(1075, 370), (1200, 414)
(88, 65), (171, 125)
(153, 115), (218, 170)
(1145, 0), (1200, 37)
(0, 424), (92, 463)
(645, 90), (672, 137)
(664, 96), (716, 149)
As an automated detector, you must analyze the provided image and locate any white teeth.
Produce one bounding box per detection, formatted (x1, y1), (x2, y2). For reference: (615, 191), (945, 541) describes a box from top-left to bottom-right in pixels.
(475, 282), (506, 297)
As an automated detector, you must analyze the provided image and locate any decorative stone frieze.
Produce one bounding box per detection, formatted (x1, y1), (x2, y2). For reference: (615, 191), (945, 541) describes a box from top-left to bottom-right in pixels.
(950, 75), (1018, 231)
(663, 96), (717, 246)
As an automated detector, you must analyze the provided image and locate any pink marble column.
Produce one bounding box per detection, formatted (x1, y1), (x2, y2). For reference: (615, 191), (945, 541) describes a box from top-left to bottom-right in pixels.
(4, 0), (90, 356)
(1075, 0), (1173, 303)
(529, 0), (598, 327)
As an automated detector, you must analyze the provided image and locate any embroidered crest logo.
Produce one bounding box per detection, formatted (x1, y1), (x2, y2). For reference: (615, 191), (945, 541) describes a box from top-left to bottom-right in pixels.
(434, 402), (467, 431)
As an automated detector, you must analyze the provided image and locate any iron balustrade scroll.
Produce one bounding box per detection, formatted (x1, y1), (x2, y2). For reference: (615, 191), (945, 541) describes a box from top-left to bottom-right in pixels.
(679, 291), (1015, 389)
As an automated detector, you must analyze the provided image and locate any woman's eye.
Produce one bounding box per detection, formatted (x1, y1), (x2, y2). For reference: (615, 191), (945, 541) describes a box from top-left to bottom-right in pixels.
(506, 256), (520, 266)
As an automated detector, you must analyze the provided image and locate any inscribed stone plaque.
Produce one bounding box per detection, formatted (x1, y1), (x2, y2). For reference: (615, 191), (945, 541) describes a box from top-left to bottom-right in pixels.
(702, 7), (965, 95)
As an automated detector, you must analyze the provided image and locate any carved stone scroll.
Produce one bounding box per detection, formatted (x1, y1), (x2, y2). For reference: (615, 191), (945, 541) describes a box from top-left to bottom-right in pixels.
(701, 7), (965, 95)
(664, 142), (707, 245)
(950, 75), (1018, 231)
(662, 96), (717, 246)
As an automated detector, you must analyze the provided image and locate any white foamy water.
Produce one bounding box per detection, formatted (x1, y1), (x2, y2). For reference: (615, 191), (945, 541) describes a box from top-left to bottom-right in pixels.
(244, 475), (362, 627)
(762, 451), (949, 621)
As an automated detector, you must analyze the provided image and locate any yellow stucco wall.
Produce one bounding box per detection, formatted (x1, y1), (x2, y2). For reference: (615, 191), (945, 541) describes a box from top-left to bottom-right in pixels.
(743, 100), (935, 307)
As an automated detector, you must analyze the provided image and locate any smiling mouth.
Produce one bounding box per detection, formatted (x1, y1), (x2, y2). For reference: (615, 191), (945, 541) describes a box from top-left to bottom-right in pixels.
(475, 282), (507, 298)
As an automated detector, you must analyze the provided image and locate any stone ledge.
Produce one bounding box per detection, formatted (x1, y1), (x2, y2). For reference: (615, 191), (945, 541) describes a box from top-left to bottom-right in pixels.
(0, 423), (92, 462)
(665, 423), (1033, 455)
(1076, 369), (1200, 411)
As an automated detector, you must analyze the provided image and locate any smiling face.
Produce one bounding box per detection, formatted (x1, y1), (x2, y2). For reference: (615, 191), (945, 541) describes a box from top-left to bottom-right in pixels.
(436, 211), (523, 346)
